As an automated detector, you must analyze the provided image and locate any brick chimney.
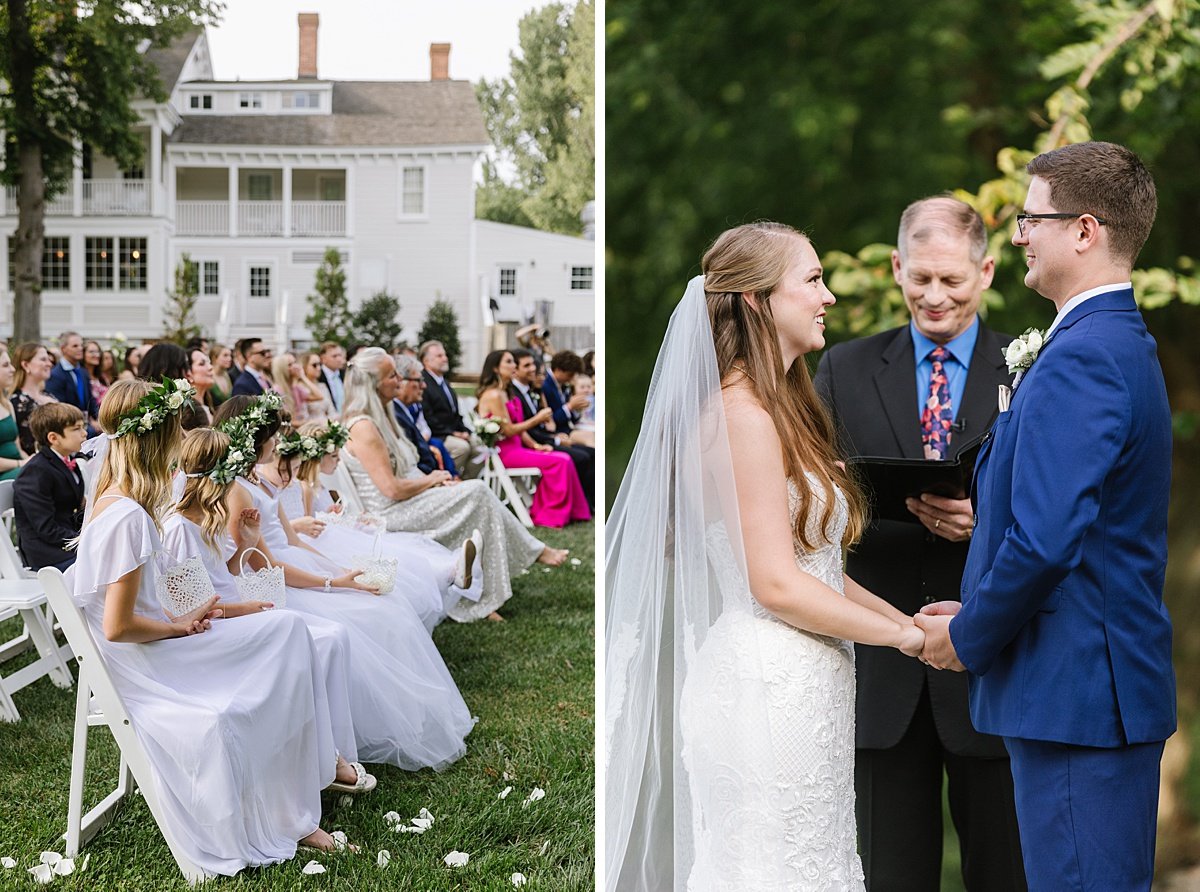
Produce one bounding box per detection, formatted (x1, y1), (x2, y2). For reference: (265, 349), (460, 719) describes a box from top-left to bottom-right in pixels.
(298, 13), (319, 79)
(430, 43), (451, 80)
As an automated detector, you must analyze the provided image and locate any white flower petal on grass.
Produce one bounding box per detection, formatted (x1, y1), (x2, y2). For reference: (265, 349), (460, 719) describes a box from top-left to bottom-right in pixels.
(0, 857), (14, 869)
(499, 785), (513, 800)
(541, 567), (551, 573)
(376, 850), (391, 868)
(539, 840), (551, 856)
(80, 854), (89, 872)
(512, 872), (528, 887)
(570, 558), (582, 566)
(39, 852), (62, 866)
(301, 860), (326, 875)
(53, 859), (75, 876)
(28, 864), (53, 884)
(383, 810), (403, 825)
(502, 771), (511, 781)
(330, 830), (348, 850)
(417, 807), (434, 824)
(410, 816), (433, 831)
(444, 850), (469, 868)
(523, 787), (546, 807)
(338, 795), (353, 808)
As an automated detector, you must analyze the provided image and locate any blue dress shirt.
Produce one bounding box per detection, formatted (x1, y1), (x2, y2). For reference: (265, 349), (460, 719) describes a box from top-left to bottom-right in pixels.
(911, 317), (979, 423)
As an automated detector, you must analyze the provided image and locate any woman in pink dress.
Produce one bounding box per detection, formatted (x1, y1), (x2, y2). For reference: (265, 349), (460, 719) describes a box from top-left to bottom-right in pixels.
(476, 350), (590, 528)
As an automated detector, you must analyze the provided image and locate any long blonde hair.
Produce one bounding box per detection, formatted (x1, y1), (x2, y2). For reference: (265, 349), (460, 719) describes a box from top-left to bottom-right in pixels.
(343, 347), (407, 473)
(175, 428), (233, 551)
(96, 379), (181, 532)
(702, 222), (866, 549)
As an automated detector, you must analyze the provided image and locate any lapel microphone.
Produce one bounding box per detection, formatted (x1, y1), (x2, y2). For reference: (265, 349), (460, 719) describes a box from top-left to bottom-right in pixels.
(951, 417), (967, 433)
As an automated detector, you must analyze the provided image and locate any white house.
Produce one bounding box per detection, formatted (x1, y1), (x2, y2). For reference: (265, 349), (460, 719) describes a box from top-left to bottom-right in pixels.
(0, 15), (595, 371)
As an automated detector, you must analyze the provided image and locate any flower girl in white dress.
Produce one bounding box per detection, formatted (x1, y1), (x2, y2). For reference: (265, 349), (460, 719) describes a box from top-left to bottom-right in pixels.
(161, 426), (375, 793)
(214, 395), (476, 770)
(267, 420), (483, 631)
(69, 379), (345, 876)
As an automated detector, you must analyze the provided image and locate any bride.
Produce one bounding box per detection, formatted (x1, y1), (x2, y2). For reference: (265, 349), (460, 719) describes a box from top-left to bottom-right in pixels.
(605, 222), (926, 891)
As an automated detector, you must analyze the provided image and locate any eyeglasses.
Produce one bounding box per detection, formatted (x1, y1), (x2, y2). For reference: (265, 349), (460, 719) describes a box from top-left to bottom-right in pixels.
(249, 348), (273, 357)
(1015, 212), (1108, 238)
(403, 377), (425, 383)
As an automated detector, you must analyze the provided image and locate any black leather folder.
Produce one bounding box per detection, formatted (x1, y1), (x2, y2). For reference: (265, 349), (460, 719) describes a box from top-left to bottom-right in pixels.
(848, 434), (985, 524)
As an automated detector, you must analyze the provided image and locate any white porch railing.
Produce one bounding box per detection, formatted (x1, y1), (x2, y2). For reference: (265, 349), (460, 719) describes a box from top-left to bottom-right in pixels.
(4, 186), (75, 216)
(292, 201), (346, 236)
(82, 179), (148, 215)
(175, 201), (229, 236)
(237, 201), (283, 236)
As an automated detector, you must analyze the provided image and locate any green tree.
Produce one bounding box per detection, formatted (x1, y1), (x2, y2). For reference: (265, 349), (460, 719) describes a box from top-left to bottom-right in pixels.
(0, 1), (222, 343)
(417, 298), (463, 374)
(305, 247), (351, 346)
(476, 0), (594, 234)
(350, 291), (403, 352)
(162, 253), (201, 345)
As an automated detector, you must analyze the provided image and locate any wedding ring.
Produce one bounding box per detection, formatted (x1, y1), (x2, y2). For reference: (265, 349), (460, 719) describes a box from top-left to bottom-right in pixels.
(935, 519), (941, 530)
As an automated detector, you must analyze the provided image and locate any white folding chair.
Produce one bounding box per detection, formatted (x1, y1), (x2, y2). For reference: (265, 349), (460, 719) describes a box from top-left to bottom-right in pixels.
(480, 454), (540, 528)
(0, 481), (74, 721)
(38, 567), (207, 884)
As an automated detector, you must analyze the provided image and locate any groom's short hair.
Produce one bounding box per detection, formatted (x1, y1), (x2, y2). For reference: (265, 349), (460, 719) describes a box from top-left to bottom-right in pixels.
(896, 195), (987, 264)
(1027, 141), (1156, 268)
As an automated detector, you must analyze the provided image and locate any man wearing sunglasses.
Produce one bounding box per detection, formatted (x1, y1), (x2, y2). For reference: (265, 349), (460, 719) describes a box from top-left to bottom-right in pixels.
(916, 142), (1175, 892)
(231, 338), (275, 397)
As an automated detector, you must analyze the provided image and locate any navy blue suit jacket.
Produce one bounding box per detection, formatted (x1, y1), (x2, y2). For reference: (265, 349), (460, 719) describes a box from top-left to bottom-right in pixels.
(392, 400), (438, 474)
(541, 374), (577, 431)
(951, 289), (1175, 746)
(46, 363), (98, 419)
(13, 447), (85, 570)
(231, 369), (266, 397)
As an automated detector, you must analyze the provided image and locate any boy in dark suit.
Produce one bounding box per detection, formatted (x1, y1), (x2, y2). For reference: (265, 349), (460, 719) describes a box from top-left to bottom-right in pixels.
(13, 402), (88, 571)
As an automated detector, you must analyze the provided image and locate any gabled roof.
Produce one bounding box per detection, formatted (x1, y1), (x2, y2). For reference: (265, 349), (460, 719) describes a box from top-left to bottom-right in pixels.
(170, 80), (488, 148)
(144, 27), (203, 95)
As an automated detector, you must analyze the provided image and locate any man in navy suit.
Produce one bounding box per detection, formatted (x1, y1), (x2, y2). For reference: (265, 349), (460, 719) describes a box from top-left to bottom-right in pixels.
(13, 403), (87, 571)
(45, 331), (98, 429)
(318, 341), (347, 413)
(392, 355), (444, 475)
(542, 350), (592, 434)
(916, 142), (1175, 891)
(230, 338), (274, 396)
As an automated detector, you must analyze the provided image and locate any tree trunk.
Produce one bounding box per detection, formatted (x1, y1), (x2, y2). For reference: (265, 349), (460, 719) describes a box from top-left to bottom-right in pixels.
(7, 0), (44, 344)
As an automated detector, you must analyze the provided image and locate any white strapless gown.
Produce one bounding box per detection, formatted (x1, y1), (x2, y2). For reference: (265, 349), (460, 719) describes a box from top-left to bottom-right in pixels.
(678, 478), (864, 891)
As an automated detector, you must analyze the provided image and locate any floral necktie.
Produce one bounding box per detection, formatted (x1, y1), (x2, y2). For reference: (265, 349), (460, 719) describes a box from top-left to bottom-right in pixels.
(921, 346), (954, 460)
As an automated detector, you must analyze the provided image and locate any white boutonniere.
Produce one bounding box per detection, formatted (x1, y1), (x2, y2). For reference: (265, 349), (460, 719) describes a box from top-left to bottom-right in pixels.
(1004, 327), (1046, 374)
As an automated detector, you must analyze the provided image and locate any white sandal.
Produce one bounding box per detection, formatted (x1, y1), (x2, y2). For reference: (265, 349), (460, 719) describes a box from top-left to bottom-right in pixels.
(455, 529), (482, 589)
(327, 760), (376, 794)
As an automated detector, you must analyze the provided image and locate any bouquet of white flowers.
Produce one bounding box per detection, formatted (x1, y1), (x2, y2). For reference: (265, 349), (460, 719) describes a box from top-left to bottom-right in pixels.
(474, 415), (503, 448)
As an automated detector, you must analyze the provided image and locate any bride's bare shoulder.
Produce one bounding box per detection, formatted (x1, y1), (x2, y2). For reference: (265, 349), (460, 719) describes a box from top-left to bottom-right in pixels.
(721, 384), (777, 439)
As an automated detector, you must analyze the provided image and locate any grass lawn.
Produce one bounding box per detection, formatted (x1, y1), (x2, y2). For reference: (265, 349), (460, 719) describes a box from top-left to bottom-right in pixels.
(0, 521), (596, 891)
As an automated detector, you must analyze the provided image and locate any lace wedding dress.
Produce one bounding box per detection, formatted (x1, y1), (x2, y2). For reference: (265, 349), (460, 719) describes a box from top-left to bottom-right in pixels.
(677, 476), (864, 891)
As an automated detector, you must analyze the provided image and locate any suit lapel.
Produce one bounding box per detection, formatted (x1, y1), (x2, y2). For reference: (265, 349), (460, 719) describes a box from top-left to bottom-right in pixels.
(872, 328), (924, 459)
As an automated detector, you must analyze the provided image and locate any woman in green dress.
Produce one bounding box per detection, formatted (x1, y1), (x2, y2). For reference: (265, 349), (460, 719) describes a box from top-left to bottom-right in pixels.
(0, 347), (27, 480)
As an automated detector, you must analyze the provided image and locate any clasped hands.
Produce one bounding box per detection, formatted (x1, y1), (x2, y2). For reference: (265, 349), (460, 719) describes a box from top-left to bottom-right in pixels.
(900, 601), (964, 671)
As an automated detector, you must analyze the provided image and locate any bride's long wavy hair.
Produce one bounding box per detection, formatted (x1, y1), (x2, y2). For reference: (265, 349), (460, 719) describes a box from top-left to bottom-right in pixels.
(703, 221), (866, 549)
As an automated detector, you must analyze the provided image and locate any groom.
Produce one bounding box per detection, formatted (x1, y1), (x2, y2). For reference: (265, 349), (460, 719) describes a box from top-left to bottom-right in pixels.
(915, 141), (1176, 891)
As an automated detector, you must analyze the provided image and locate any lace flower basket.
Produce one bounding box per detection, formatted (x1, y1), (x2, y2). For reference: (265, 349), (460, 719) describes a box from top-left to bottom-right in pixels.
(352, 554), (398, 594)
(155, 555), (216, 618)
(235, 547), (286, 607)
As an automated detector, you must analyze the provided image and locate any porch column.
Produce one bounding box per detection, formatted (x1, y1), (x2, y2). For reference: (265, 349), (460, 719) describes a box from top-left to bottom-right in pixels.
(282, 164), (292, 237)
(228, 165), (238, 237)
(72, 140), (83, 216)
(344, 164), (354, 237)
(149, 122), (162, 216)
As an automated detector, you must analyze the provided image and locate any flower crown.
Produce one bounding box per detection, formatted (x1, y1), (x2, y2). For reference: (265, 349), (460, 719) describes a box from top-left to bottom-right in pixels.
(202, 391), (284, 483)
(276, 420), (351, 461)
(112, 377), (197, 439)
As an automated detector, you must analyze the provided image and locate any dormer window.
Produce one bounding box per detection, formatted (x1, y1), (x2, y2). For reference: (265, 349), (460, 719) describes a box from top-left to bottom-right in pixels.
(189, 94), (213, 110)
(283, 91), (321, 109)
(239, 92), (263, 109)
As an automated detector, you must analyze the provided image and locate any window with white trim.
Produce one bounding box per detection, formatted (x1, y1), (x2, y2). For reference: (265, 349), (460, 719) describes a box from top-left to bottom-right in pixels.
(201, 260), (220, 296)
(119, 238), (147, 291)
(283, 91), (321, 109)
(7, 237), (70, 291)
(85, 237), (114, 291)
(401, 166), (425, 215)
(570, 266), (594, 290)
(239, 92), (263, 109)
(189, 94), (213, 110)
(499, 267), (517, 296)
(249, 265), (271, 298)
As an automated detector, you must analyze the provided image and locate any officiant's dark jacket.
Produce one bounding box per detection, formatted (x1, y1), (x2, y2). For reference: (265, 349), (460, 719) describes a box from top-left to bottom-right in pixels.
(814, 322), (1014, 758)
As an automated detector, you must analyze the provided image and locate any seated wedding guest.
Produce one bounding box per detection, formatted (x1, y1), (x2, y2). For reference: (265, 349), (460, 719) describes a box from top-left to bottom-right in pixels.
(46, 331), (98, 431)
(512, 348), (595, 510)
(187, 346), (216, 419)
(339, 347), (568, 622)
(478, 350), (590, 529)
(162, 427), (372, 794)
(419, 340), (484, 477)
(392, 355), (457, 476)
(100, 348), (118, 387)
(118, 344), (143, 382)
(70, 377), (350, 873)
(571, 373), (596, 448)
(0, 348), (25, 480)
(13, 403), (87, 570)
(138, 343), (191, 383)
(231, 338), (275, 397)
(543, 350), (591, 436)
(278, 420), (482, 630)
(582, 350), (596, 379)
(185, 335), (210, 356)
(317, 342), (347, 414)
(300, 352), (336, 421)
(214, 393), (476, 769)
(209, 343), (235, 406)
(273, 352), (325, 425)
(10, 343), (59, 456)
(83, 340), (112, 407)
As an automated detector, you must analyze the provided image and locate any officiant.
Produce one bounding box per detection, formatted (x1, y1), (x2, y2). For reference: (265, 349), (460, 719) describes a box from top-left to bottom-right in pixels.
(814, 196), (1025, 891)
